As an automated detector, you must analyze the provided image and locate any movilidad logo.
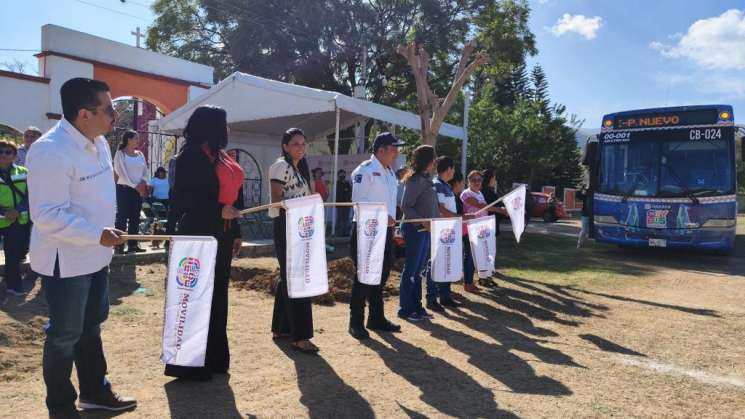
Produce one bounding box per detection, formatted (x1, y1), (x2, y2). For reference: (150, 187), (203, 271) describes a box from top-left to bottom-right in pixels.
(439, 227), (456, 244)
(512, 196), (523, 212)
(298, 215), (315, 239)
(176, 257), (201, 288)
(477, 226), (490, 239)
(364, 218), (379, 237)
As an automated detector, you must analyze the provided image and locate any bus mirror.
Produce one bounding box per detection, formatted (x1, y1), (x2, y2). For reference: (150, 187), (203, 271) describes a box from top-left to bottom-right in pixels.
(583, 141), (598, 167)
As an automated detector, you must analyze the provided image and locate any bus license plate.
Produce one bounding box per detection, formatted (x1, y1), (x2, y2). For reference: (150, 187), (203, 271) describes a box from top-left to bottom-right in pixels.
(649, 239), (667, 247)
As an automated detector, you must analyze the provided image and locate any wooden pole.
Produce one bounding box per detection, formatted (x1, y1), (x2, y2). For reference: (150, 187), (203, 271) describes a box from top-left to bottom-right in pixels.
(121, 234), (173, 241)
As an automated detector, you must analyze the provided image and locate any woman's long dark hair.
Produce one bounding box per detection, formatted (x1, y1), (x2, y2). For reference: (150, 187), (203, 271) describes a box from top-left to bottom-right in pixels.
(118, 130), (137, 150)
(403, 144), (436, 182)
(183, 105), (228, 162)
(281, 128), (311, 185)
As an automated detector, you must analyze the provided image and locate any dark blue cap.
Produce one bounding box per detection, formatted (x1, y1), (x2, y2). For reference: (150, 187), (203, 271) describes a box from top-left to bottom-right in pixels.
(372, 132), (405, 152)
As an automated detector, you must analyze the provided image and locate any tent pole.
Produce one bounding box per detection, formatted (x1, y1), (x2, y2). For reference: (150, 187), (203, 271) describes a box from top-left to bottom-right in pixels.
(461, 93), (471, 177)
(331, 105), (341, 237)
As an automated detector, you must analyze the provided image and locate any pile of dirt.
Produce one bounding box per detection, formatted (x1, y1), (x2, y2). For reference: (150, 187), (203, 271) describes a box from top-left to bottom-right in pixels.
(229, 257), (401, 305)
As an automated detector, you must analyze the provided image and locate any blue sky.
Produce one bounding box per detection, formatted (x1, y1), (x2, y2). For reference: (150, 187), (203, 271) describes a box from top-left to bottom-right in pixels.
(2, 1), (744, 130)
(528, 0), (745, 129)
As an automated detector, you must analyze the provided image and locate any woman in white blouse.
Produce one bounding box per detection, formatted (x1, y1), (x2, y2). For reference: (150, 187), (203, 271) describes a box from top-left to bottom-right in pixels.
(269, 128), (318, 353)
(113, 130), (148, 253)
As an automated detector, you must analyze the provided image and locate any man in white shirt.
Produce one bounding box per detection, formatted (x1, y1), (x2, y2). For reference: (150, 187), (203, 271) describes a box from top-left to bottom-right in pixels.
(425, 156), (461, 312)
(26, 78), (137, 418)
(348, 132), (404, 339)
(15, 126), (43, 167)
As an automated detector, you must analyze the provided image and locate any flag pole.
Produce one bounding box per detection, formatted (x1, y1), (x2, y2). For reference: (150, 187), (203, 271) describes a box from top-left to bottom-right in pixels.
(121, 234), (173, 241)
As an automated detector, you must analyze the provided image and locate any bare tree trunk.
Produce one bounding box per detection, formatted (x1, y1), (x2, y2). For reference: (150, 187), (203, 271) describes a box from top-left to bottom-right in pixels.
(397, 41), (486, 147)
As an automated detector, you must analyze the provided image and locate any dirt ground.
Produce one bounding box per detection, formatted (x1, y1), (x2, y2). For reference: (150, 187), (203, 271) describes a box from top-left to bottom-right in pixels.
(1, 222), (745, 418)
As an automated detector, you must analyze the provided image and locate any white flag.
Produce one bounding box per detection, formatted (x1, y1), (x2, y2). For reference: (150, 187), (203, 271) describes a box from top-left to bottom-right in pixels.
(161, 236), (218, 367)
(466, 216), (497, 279)
(503, 184), (527, 243)
(430, 218), (463, 283)
(355, 202), (389, 285)
(284, 194), (329, 298)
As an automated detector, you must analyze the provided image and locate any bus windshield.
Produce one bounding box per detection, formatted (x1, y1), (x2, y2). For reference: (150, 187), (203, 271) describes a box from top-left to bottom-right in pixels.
(599, 129), (734, 198)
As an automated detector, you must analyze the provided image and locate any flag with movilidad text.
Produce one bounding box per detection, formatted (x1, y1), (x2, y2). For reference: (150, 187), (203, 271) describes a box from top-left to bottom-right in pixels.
(466, 216), (497, 279)
(430, 218), (463, 283)
(285, 194), (329, 298)
(161, 236), (217, 367)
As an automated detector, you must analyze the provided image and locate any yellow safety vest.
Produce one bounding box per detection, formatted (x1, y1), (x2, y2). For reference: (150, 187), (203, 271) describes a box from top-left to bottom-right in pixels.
(0, 165), (29, 228)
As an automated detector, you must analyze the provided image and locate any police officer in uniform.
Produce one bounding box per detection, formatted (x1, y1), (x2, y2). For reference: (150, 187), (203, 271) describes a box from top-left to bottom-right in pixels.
(348, 132), (404, 339)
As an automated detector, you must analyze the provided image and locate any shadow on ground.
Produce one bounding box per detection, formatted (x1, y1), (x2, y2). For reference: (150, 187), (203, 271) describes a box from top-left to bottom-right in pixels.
(363, 333), (519, 418)
(276, 342), (375, 419)
(0, 263), (142, 325)
(164, 374), (242, 419)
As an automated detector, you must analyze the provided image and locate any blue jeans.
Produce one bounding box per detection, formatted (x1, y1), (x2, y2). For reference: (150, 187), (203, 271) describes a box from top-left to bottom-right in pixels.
(425, 260), (452, 303)
(398, 223), (429, 316)
(463, 236), (475, 285)
(42, 267), (110, 414)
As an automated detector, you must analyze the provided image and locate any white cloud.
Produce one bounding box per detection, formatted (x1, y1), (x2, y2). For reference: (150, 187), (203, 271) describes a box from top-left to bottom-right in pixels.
(651, 9), (745, 70)
(550, 14), (602, 40)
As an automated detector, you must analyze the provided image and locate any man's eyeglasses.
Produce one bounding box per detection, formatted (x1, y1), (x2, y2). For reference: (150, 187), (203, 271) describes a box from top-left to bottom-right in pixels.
(470, 177), (483, 182)
(0, 149), (16, 156)
(87, 104), (117, 118)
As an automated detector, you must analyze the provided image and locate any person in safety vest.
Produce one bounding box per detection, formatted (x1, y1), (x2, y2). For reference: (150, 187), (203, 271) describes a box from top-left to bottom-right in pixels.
(0, 139), (30, 296)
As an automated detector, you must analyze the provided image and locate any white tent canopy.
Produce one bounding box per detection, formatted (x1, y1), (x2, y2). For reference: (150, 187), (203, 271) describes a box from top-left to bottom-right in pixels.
(154, 71), (465, 140)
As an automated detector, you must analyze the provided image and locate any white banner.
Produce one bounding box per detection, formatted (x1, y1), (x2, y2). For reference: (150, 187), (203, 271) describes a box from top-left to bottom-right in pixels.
(430, 218), (463, 283)
(355, 202), (389, 285)
(161, 236), (218, 367)
(466, 216), (497, 279)
(285, 194), (329, 298)
(504, 184), (527, 243)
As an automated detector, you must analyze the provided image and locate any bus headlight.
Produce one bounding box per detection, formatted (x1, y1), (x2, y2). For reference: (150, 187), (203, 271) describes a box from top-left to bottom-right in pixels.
(594, 215), (618, 224)
(701, 219), (736, 228)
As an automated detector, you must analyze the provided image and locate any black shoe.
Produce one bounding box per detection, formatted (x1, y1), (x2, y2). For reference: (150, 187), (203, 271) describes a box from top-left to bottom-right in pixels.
(127, 246), (147, 254)
(426, 301), (445, 313)
(114, 245), (125, 255)
(367, 319), (401, 332)
(440, 298), (462, 308)
(479, 278), (497, 288)
(348, 324), (370, 340)
(79, 390), (137, 412)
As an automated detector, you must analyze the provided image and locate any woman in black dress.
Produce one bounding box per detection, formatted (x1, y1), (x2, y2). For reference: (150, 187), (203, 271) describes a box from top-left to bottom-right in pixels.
(268, 128), (318, 353)
(165, 106), (244, 380)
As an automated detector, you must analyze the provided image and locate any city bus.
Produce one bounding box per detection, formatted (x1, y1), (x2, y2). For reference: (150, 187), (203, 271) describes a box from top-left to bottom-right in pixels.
(584, 105), (741, 251)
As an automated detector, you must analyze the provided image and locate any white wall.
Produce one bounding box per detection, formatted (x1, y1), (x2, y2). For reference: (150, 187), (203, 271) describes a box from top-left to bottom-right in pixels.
(42, 24), (213, 84)
(44, 56), (94, 116)
(0, 76), (52, 132)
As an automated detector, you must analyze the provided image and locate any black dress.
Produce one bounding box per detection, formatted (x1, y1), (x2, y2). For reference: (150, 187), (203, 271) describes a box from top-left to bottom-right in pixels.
(164, 145), (242, 380)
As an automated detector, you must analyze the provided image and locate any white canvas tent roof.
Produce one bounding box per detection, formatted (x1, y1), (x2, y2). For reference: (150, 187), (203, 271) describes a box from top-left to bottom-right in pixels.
(154, 71), (466, 140)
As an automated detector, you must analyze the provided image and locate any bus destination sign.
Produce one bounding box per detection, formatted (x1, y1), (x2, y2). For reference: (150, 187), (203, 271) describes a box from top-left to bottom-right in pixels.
(613, 109), (719, 129)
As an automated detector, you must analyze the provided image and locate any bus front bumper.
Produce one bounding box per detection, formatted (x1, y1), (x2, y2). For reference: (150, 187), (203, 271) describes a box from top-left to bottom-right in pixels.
(594, 224), (735, 251)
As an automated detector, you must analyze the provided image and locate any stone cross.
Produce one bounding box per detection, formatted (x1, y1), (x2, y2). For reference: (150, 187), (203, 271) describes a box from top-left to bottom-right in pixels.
(131, 26), (144, 48)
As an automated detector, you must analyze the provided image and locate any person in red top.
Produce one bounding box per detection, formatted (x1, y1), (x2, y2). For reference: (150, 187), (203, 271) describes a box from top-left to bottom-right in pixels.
(164, 105), (244, 381)
(312, 168), (329, 201)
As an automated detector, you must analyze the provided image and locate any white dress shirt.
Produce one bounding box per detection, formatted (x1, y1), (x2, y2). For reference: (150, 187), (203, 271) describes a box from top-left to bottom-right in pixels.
(351, 155), (398, 220)
(26, 119), (116, 278)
